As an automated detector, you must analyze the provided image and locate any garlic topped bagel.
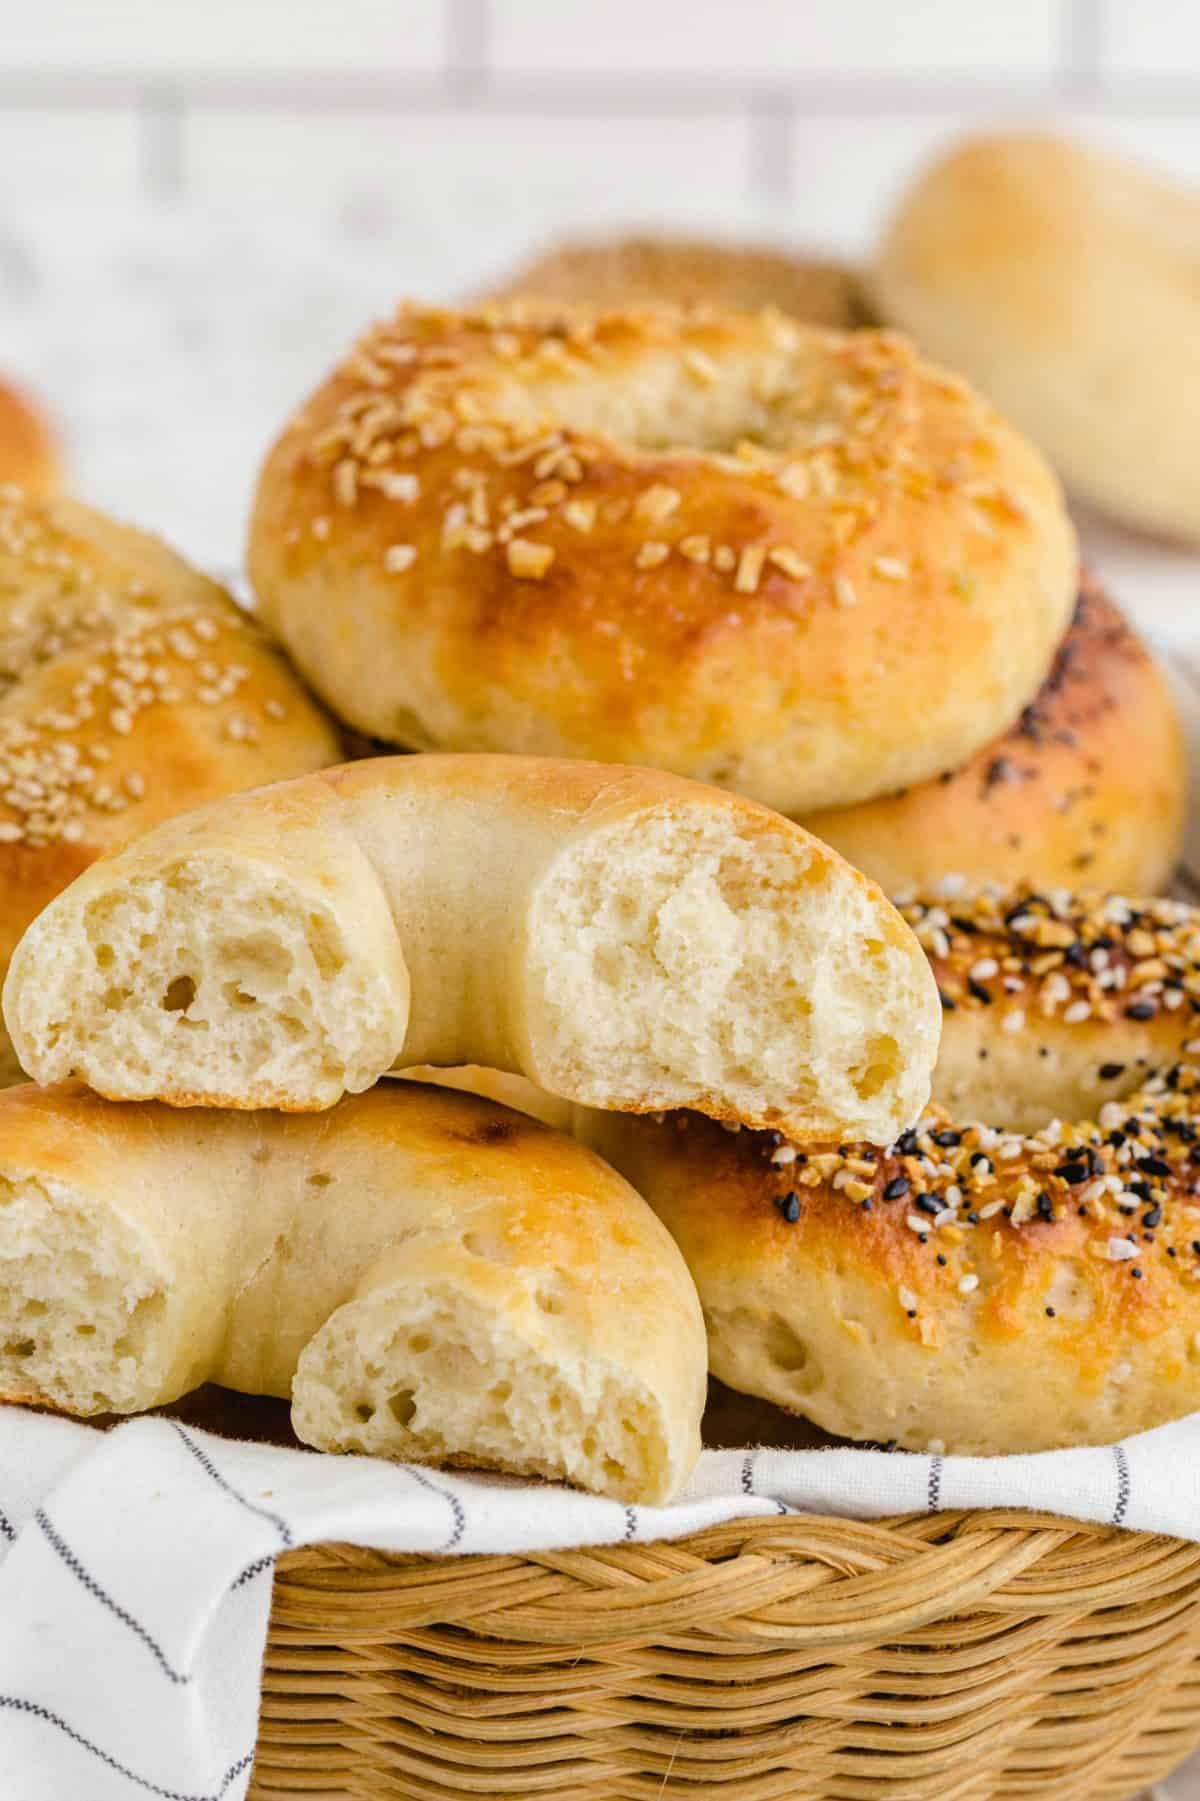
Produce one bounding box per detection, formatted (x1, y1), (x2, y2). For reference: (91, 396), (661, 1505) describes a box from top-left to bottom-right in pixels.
(586, 887), (1200, 1455)
(0, 1080), (706, 1504)
(248, 301), (1077, 814)
(2, 754), (941, 1143)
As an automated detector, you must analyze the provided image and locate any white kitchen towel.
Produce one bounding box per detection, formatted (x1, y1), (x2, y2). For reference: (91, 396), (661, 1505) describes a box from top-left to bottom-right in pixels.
(2, 1403), (1200, 1801)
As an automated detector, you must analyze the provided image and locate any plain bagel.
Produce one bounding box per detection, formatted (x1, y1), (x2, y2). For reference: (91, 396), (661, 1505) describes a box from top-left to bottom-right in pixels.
(248, 300), (1078, 815)
(0, 491), (343, 1084)
(797, 571), (1187, 896)
(0, 1079), (706, 1503)
(872, 131), (1200, 542)
(2, 753), (941, 1141)
(585, 887), (1200, 1455)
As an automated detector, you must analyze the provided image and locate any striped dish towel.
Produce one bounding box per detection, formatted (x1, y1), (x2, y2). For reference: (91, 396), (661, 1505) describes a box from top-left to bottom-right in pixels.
(3, 1401), (1200, 1800)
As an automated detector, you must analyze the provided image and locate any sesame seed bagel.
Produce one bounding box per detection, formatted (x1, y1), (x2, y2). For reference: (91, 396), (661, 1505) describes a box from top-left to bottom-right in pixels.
(0, 492), (343, 1083)
(480, 234), (864, 329)
(248, 301), (1078, 815)
(584, 887), (1200, 1454)
(797, 570), (1187, 896)
(0, 383), (58, 495)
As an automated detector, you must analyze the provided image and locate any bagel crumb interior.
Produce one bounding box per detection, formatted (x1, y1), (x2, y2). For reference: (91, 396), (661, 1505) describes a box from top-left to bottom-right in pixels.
(294, 1277), (668, 1503)
(6, 858), (405, 1107)
(525, 806), (927, 1142)
(0, 1174), (169, 1415)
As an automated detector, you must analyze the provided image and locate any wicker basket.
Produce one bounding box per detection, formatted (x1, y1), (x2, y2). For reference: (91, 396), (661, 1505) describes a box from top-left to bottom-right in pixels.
(249, 1507), (1200, 1800)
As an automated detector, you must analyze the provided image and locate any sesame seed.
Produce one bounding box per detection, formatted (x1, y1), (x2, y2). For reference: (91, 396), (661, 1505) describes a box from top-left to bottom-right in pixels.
(635, 541), (671, 571)
(767, 547), (811, 580)
(1106, 1237), (1139, 1262)
(834, 575), (858, 608)
(507, 539), (555, 580)
(735, 546), (766, 594)
(373, 471), (420, 503)
(383, 544), (417, 574)
(958, 1273), (979, 1295)
(872, 556), (909, 581)
(634, 485), (681, 524)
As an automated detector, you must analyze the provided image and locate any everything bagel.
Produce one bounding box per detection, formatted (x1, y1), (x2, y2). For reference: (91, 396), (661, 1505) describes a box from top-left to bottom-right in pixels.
(248, 301), (1077, 815)
(586, 887), (1200, 1454)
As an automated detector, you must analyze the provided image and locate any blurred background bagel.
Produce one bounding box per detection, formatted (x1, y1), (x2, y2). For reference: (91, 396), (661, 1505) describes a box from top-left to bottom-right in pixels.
(0, 376), (59, 497)
(480, 233), (865, 329)
(872, 132), (1200, 545)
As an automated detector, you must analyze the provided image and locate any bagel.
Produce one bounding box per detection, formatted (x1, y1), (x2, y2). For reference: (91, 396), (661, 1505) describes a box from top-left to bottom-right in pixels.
(0, 1079), (705, 1503)
(0, 379), (58, 495)
(480, 234), (864, 329)
(797, 571), (1187, 895)
(2, 753), (940, 1142)
(872, 131), (1200, 542)
(585, 887), (1200, 1454)
(0, 492), (343, 1085)
(248, 300), (1078, 815)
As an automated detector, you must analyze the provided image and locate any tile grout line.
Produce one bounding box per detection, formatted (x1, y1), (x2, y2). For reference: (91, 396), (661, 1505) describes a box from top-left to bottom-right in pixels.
(138, 82), (184, 205)
(445, 0), (489, 96)
(1059, 0), (1103, 99)
(748, 92), (795, 210)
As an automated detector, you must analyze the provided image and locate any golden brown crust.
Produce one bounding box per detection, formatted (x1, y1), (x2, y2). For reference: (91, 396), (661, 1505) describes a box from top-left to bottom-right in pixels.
(479, 234), (865, 329)
(0, 382), (58, 496)
(798, 571), (1188, 895)
(871, 132), (1200, 542)
(0, 493), (344, 1080)
(248, 300), (1078, 815)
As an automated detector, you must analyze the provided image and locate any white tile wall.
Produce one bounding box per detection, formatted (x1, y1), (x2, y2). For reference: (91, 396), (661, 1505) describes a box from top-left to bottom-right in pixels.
(0, 107), (140, 202)
(182, 105), (755, 237)
(1100, 0), (1200, 81)
(491, 0), (1066, 79)
(0, 0), (445, 75)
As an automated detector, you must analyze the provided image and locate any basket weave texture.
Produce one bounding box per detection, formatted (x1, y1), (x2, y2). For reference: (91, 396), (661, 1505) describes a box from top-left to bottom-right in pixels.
(250, 1507), (1200, 1799)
